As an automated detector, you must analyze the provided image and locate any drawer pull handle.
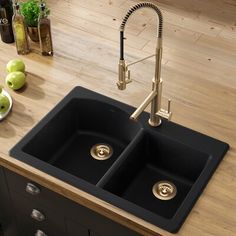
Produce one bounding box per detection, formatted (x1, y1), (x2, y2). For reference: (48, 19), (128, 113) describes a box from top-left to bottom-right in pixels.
(31, 209), (45, 222)
(35, 229), (47, 236)
(26, 183), (40, 195)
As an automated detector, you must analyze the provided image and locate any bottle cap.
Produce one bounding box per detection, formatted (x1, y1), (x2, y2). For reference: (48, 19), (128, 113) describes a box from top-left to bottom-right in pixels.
(40, 3), (46, 11)
(14, 2), (20, 10)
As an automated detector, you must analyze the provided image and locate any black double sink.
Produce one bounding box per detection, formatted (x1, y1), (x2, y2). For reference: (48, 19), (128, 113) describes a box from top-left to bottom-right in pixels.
(10, 87), (229, 233)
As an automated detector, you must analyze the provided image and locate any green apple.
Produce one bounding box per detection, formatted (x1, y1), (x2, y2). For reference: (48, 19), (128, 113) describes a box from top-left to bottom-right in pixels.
(6, 72), (26, 90)
(6, 59), (25, 73)
(0, 94), (10, 114)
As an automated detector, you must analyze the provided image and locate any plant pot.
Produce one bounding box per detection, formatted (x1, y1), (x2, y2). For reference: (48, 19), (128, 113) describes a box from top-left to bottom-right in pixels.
(27, 26), (39, 42)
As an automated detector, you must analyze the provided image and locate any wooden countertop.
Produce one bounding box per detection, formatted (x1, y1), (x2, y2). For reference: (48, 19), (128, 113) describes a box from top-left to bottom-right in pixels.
(0, 0), (236, 235)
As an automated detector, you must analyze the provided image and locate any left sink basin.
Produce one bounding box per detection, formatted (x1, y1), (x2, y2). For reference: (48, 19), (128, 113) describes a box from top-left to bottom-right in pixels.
(10, 87), (141, 185)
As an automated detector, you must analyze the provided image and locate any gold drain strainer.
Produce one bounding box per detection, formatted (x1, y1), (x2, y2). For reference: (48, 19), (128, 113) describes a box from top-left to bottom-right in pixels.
(152, 181), (177, 200)
(90, 143), (113, 161)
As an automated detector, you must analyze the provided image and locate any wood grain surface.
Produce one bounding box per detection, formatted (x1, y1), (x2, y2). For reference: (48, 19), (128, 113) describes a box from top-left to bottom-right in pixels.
(0, 0), (235, 235)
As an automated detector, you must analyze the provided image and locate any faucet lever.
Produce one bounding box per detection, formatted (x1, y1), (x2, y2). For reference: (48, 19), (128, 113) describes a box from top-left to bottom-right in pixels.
(117, 60), (132, 90)
(126, 69), (132, 84)
(168, 99), (171, 113)
(156, 99), (172, 121)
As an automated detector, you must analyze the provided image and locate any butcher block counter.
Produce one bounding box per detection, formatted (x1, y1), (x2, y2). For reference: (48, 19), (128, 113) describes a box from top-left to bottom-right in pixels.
(0, 0), (235, 235)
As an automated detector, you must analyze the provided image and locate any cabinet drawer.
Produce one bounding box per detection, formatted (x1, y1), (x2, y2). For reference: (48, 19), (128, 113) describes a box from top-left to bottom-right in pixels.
(4, 168), (64, 209)
(4, 169), (140, 236)
(15, 219), (60, 236)
(66, 218), (89, 236)
(14, 215), (47, 236)
(12, 193), (66, 236)
(90, 231), (102, 236)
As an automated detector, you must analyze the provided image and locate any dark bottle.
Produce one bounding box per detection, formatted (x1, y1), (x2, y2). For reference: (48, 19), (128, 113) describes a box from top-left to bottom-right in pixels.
(0, 0), (14, 43)
(38, 3), (53, 56)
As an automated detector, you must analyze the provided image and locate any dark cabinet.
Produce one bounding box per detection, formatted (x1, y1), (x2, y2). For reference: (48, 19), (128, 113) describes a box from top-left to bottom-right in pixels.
(0, 167), (18, 236)
(66, 219), (89, 236)
(4, 169), (67, 236)
(90, 232), (102, 236)
(1, 168), (140, 236)
(12, 194), (66, 236)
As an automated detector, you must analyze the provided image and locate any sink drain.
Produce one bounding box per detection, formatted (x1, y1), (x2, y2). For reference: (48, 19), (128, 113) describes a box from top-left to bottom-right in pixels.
(90, 143), (113, 161)
(152, 181), (177, 201)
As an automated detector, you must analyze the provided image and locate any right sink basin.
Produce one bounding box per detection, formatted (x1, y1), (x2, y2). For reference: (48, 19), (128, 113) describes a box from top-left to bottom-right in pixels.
(102, 130), (210, 220)
(9, 86), (229, 233)
(99, 117), (229, 232)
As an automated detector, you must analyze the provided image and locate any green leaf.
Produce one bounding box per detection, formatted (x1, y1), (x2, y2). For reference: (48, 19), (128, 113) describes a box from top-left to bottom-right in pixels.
(20, 0), (50, 27)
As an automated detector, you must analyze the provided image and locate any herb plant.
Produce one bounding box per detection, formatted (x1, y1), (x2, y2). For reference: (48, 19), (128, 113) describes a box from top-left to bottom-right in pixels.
(20, 0), (49, 27)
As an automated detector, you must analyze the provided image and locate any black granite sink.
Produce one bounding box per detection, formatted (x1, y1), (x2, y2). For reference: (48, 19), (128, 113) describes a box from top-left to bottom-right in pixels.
(9, 86), (229, 233)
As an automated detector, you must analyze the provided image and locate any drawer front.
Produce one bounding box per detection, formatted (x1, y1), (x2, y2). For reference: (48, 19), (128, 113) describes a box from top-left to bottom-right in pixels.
(14, 216), (58, 236)
(90, 231), (102, 236)
(11, 193), (66, 236)
(66, 218), (89, 236)
(4, 169), (140, 236)
(4, 168), (64, 209)
(0, 167), (18, 236)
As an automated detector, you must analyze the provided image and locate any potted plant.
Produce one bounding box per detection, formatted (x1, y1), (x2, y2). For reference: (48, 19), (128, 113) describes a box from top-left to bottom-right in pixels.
(20, 0), (49, 42)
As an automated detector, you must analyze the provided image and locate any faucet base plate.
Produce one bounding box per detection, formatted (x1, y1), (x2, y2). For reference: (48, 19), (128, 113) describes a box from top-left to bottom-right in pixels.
(148, 118), (162, 127)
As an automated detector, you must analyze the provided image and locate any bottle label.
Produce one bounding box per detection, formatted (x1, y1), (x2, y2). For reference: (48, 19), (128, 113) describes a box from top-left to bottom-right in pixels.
(0, 18), (9, 25)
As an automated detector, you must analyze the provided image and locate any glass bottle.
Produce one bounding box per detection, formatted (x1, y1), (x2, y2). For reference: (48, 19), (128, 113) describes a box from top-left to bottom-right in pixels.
(12, 2), (30, 55)
(0, 0), (14, 43)
(38, 3), (53, 56)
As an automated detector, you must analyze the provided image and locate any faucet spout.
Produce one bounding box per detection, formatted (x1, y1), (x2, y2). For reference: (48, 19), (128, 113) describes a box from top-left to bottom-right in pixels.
(117, 2), (172, 127)
(119, 2), (163, 61)
(130, 90), (157, 121)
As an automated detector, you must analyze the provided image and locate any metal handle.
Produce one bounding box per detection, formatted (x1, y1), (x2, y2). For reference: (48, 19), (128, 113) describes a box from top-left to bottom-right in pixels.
(117, 60), (132, 90)
(26, 183), (40, 195)
(35, 230), (47, 236)
(126, 69), (132, 84)
(31, 209), (45, 222)
(167, 99), (171, 113)
(156, 99), (172, 121)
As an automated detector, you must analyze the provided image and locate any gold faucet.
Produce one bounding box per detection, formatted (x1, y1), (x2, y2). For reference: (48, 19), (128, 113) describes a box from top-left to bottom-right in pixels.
(117, 2), (172, 127)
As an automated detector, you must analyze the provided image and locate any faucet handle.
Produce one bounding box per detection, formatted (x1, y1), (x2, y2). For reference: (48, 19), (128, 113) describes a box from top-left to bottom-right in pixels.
(126, 69), (132, 84)
(156, 99), (172, 121)
(167, 99), (171, 113)
(117, 60), (132, 90)
(117, 68), (132, 90)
